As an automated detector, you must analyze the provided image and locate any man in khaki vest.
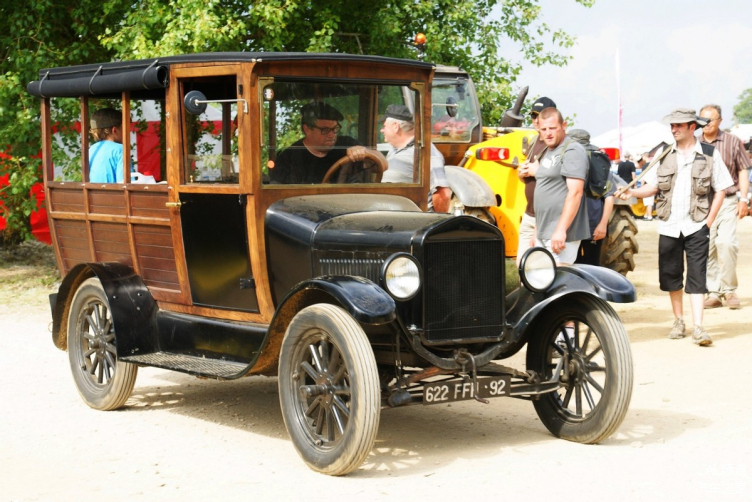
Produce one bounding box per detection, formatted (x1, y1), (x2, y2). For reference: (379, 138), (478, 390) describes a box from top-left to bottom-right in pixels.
(618, 108), (732, 346)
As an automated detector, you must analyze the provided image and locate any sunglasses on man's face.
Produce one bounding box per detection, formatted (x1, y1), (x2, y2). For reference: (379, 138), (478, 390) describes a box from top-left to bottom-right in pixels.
(312, 124), (342, 135)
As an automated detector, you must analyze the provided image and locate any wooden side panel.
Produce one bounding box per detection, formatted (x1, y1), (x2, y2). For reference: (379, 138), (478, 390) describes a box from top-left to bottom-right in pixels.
(130, 191), (170, 219)
(88, 189), (127, 216)
(132, 224), (180, 293)
(49, 188), (85, 213)
(91, 221), (132, 265)
(54, 220), (91, 273)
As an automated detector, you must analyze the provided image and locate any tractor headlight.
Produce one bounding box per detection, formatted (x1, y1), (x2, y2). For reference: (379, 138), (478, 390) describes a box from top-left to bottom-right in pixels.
(519, 247), (556, 293)
(382, 253), (421, 300)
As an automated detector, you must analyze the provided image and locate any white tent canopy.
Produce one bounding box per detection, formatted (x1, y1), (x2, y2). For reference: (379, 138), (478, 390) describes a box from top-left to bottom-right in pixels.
(591, 121), (673, 159)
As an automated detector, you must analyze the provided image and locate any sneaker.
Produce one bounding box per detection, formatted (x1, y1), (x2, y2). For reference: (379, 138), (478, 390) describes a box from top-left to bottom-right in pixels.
(703, 295), (723, 309)
(726, 293), (741, 310)
(668, 318), (685, 339)
(692, 326), (713, 346)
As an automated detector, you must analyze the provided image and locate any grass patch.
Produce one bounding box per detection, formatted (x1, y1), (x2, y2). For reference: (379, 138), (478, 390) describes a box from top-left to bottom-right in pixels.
(0, 241), (60, 311)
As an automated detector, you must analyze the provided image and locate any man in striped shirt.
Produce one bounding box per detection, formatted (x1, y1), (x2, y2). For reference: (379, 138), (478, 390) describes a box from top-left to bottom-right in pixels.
(699, 104), (751, 310)
(618, 108), (733, 346)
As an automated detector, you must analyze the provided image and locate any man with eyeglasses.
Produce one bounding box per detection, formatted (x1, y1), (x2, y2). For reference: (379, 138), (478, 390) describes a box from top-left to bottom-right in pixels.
(699, 104), (751, 310)
(271, 101), (373, 184)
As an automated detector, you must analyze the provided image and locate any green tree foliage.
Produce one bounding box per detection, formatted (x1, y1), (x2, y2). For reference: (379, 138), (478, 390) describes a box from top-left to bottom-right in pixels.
(1, 0), (591, 242)
(733, 88), (752, 124)
(0, 2), (130, 242)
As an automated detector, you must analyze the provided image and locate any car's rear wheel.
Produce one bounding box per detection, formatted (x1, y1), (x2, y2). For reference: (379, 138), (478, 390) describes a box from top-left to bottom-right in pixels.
(526, 295), (633, 444)
(67, 277), (137, 410)
(278, 304), (380, 475)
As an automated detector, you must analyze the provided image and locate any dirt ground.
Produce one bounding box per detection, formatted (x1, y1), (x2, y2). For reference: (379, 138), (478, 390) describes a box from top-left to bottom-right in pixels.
(2, 219), (751, 501)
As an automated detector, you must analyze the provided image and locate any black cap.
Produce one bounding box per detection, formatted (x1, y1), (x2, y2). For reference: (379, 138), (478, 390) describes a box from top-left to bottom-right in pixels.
(530, 96), (557, 116)
(378, 104), (414, 123)
(301, 101), (344, 125)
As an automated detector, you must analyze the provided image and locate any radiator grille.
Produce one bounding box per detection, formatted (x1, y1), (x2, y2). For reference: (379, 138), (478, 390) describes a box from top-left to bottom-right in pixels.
(423, 239), (504, 342)
(317, 257), (385, 283)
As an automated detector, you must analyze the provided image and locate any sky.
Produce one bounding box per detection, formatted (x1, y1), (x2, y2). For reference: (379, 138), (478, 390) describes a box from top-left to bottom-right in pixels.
(502, 0), (752, 143)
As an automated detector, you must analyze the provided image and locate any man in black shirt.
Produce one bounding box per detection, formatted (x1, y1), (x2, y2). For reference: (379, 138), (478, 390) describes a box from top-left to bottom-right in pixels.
(617, 154), (636, 183)
(271, 101), (373, 184)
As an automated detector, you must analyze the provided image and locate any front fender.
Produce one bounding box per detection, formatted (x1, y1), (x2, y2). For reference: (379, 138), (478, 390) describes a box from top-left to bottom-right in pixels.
(507, 264), (635, 339)
(276, 276), (396, 325)
(444, 165), (497, 207)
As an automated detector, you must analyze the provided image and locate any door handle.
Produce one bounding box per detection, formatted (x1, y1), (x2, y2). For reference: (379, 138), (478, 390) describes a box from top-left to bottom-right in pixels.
(165, 201), (182, 208)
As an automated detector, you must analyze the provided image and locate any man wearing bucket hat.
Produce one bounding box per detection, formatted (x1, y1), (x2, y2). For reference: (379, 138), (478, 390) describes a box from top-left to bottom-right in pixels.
(380, 104), (450, 212)
(618, 108), (733, 346)
(89, 108), (128, 183)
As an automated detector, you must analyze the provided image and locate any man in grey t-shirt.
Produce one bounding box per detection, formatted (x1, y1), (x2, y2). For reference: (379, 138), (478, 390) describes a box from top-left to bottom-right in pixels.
(533, 107), (590, 264)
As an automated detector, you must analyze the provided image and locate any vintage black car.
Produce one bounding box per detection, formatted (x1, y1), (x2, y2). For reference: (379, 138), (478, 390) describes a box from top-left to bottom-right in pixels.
(28, 52), (635, 476)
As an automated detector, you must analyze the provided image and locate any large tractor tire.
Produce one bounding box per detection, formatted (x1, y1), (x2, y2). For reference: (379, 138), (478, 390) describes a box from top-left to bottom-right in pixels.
(599, 207), (639, 276)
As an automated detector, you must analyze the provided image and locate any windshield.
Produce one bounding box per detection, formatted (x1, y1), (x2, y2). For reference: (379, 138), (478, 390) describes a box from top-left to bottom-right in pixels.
(261, 79), (421, 186)
(430, 77), (479, 143)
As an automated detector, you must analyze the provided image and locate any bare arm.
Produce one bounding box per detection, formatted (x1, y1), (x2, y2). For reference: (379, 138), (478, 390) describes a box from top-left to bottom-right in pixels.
(618, 184), (658, 200)
(593, 195), (614, 241)
(432, 186), (452, 213)
(738, 170), (749, 218)
(549, 177), (584, 253)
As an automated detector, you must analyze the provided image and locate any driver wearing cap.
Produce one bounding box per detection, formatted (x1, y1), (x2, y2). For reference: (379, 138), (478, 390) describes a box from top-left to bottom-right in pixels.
(272, 101), (382, 184)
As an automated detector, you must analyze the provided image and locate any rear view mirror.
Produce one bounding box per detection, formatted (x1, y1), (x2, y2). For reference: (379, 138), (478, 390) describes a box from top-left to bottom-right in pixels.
(446, 96), (458, 118)
(184, 90), (207, 115)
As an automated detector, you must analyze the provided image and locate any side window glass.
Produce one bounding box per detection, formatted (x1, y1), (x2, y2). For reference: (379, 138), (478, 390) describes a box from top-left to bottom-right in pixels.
(181, 76), (239, 184)
(130, 99), (166, 183)
(50, 97), (83, 181)
(431, 78), (479, 143)
(87, 98), (130, 183)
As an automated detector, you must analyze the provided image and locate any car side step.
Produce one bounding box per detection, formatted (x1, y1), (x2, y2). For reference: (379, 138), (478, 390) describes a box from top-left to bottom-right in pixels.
(121, 352), (250, 379)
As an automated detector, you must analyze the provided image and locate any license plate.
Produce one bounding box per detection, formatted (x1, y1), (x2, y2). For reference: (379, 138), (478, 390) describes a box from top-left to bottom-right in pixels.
(422, 376), (511, 405)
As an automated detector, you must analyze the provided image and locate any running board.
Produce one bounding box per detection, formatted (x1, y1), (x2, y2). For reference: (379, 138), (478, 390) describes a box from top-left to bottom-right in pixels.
(121, 352), (250, 379)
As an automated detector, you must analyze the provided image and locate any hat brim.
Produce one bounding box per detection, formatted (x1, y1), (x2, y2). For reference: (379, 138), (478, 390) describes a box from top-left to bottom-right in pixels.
(662, 116), (709, 128)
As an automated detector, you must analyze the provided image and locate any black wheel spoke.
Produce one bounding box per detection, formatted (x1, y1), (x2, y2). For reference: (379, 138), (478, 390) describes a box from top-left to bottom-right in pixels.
(300, 361), (319, 381)
(582, 327), (593, 353)
(332, 395), (350, 418)
(575, 384), (582, 416)
(562, 384), (574, 408)
(585, 344), (603, 362)
(582, 381), (596, 410)
(326, 409), (335, 442)
(308, 343), (325, 373)
(585, 374), (604, 394)
(305, 396), (321, 418)
(331, 406), (346, 434)
(314, 405), (325, 435)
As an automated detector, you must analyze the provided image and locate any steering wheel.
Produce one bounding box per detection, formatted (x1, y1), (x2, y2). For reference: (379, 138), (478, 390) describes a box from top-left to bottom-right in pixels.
(322, 150), (388, 184)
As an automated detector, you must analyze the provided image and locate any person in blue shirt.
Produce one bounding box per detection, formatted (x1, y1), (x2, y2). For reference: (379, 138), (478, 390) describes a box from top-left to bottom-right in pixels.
(89, 108), (126, 183)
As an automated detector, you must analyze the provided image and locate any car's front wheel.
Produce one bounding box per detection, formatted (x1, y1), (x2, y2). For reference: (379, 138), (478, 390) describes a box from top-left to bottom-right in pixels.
(67, 277), (137, 410)
(526, 295), (633, 443)
(278, 304), (380, 475)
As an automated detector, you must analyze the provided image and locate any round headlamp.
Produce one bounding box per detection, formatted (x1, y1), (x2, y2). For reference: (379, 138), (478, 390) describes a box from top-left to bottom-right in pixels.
(382, 253), (421, 300)
(519, 247), (556, 292)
